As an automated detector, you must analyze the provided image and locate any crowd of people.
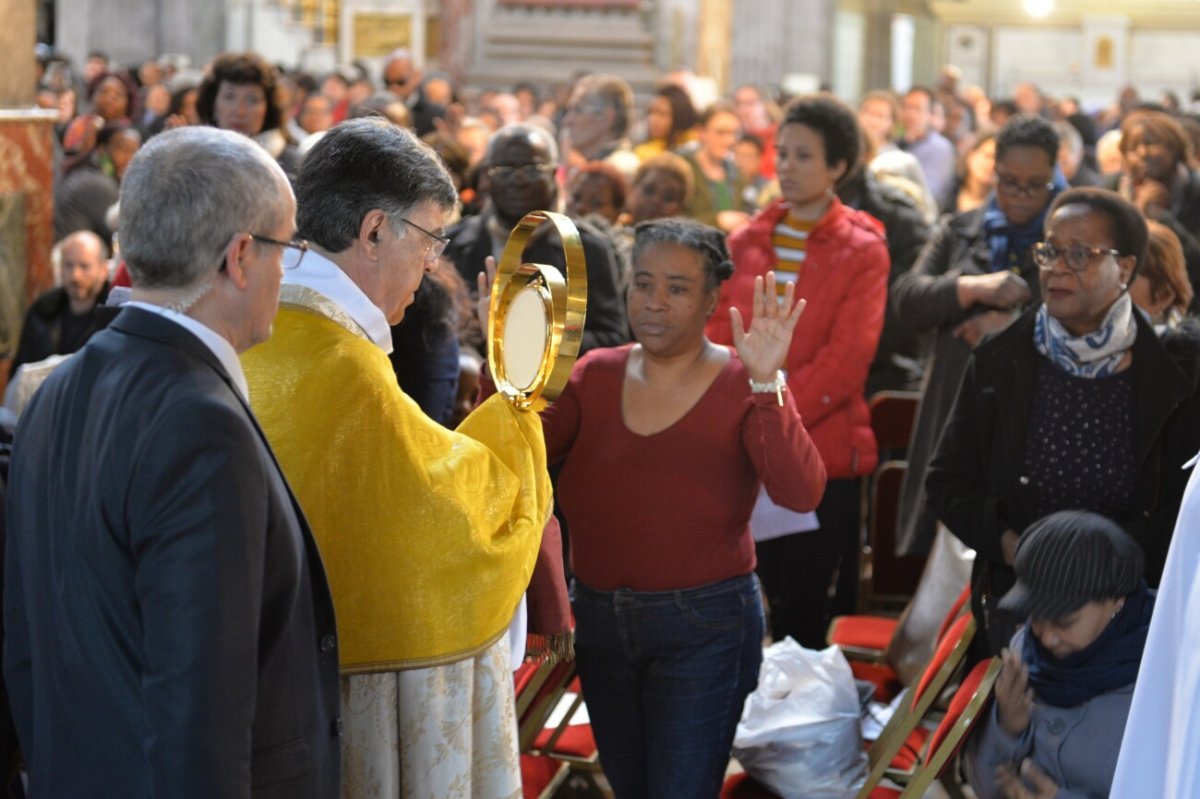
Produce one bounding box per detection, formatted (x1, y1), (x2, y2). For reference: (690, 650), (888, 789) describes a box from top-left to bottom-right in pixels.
(7, 40), (1200, 798)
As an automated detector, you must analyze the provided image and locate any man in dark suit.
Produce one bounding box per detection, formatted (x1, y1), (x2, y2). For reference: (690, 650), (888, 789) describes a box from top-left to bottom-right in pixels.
(3, 126), (341, 798)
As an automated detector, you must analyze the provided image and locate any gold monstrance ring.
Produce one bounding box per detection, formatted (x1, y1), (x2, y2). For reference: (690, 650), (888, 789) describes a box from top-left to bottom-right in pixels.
(487, 211), (588, 411)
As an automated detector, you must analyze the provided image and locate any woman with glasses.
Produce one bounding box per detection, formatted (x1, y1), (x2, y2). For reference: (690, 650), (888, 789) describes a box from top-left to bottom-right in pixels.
(893, 115), (1066, 561)
(926, 188), (1200, 654)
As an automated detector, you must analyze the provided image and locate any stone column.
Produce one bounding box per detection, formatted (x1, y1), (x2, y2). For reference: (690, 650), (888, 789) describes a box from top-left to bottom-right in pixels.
(861, 0), (893, 91)
(0, 0), (57, 386)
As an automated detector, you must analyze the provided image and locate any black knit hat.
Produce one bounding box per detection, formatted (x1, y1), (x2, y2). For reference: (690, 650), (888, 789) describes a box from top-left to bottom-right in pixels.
(998, 510), (1144, 621)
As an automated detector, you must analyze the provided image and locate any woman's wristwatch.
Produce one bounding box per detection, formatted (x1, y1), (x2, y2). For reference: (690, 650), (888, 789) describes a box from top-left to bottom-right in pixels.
(748, 370), (787, 406)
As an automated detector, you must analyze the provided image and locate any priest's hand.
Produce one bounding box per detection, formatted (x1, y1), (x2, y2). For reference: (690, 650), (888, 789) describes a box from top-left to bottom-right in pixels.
(729, 271), (806, 384)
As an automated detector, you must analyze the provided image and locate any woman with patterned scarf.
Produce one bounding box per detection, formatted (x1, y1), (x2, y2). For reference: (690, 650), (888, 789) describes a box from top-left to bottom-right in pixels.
(893, 114), (1068, 560)
(927, 188), (1200, 654)
(965, 510), (1153, 799)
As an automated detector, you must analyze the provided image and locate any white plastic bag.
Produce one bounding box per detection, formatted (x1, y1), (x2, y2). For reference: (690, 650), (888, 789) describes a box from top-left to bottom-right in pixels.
(732, 638), (868, 798)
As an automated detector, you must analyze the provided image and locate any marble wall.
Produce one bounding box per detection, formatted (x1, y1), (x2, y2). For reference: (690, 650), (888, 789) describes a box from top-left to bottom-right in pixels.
(0, 112), (57, 380)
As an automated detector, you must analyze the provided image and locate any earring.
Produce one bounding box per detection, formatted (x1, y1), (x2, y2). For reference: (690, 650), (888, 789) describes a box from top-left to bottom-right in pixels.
(824, 185), (834, 198)
(1120, 281), (1128, 291)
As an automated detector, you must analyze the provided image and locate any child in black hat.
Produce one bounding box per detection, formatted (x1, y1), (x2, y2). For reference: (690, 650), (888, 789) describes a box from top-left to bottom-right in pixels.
(965, 509), (1154, 799)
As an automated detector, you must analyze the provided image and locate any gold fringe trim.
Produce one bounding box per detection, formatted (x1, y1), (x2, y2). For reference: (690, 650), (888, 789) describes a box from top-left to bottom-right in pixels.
(524, 631), (575, 665)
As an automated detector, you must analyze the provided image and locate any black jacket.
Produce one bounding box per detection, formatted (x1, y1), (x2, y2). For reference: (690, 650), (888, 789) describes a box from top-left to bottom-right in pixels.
(840, 171), (932, 394)
(9, 284), (112, 379)
(4, 308), (341, 798)
(926, 309), (1200, 648)
(891, 207), (1043, 555)
(444, 209), (629, 353)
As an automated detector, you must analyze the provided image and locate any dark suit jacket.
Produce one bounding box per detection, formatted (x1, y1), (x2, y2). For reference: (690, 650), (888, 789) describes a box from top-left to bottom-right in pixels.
(445, 209), (630, 353)
(3, 307), (341, 798)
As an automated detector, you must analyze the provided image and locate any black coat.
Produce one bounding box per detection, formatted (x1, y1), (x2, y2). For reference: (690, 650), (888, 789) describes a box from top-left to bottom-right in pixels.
(891, 207), (1043, 555)
(444, 209), (629, 353)
(925, 309), (1200, 651)
(4, 308), (341, 798)
(840, 171), (932, 394)
(8, 284), (112, 379)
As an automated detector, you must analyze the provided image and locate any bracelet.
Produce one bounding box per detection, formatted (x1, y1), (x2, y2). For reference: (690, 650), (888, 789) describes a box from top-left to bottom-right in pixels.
(748, 370), (786, 407)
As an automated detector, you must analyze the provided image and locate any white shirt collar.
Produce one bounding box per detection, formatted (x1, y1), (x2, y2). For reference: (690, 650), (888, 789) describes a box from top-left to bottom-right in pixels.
(281, 249), (393, 353)
(124, 301), (250, 402)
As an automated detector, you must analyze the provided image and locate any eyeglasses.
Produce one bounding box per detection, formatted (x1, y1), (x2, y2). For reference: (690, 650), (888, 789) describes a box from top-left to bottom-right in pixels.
(1031, 241), (1122, 272)
(996, 173), (1055, 198)
(564, 103), (608, 116)
(398, 217), (450, 259)
(486, 163), (556, 182)
(249, 233), (308, 269)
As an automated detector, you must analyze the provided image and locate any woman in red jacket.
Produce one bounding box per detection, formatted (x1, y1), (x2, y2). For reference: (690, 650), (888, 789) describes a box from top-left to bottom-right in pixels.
(708, 94), (891, 647)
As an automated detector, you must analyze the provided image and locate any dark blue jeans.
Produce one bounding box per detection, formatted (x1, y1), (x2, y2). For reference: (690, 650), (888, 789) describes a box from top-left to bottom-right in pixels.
(572, 573), (765, 799)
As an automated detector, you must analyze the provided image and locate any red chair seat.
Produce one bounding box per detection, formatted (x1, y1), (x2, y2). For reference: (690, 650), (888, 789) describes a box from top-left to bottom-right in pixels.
(520, 753), (565, 799)
(829, 615), (899, 651)
(848, 660), (901, 702)
(533, 720), (596, 759)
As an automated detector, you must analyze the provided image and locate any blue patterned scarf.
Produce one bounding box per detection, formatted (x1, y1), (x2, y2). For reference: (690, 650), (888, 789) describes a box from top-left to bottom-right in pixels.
(1034, 293), (1138, 378)
(981, 169), (1069, 274)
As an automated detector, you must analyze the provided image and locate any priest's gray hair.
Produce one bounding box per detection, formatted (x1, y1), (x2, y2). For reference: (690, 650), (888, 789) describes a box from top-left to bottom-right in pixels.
(119, 126), (291, 290)
(296, 117), (457, 253)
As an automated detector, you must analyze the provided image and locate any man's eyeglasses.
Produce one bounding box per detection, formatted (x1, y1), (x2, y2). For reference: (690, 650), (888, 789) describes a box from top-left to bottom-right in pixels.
(565, 103), (609, 116)
(399, 217), (451, 259)
(996, 173), (1055, 198)
(1031, 241), (1122, 272)
(487, 163), (556, 182)
(249, 234), (308, 269)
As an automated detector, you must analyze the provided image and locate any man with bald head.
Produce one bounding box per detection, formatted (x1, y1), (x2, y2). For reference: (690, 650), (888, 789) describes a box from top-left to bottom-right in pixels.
(444, 122), (628, 352)
(4, 126), (340, 797)
(9, 230), (111, 378)
(382, 48), (421, 101)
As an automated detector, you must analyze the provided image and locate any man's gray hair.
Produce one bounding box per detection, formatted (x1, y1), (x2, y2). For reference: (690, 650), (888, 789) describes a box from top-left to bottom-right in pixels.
(295, 117), (457, 253)
(119, 126), (289, 289)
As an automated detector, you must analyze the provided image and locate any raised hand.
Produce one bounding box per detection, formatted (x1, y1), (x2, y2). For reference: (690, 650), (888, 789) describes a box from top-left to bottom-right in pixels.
(728, 271), (806, 384)
(476, 255), (498, 333)
(995, 647), (1033, 737)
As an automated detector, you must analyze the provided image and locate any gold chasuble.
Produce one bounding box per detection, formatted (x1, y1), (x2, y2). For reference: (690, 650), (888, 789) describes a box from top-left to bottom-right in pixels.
(243, 287), (552, 674)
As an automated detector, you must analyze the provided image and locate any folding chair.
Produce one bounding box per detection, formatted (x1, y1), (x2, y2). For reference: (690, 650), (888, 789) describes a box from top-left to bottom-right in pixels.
(896, 657), (1003, 799)
(828, 583), (971, 701)
(514, 639), (579, 799)
(523, 668), (604, 796)
(853, 391), (924, 618)
(853, 612), (976, 799)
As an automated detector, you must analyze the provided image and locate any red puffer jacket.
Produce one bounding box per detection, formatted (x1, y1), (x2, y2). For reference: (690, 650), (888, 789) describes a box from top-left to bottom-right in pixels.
(707, 198), (890, 478)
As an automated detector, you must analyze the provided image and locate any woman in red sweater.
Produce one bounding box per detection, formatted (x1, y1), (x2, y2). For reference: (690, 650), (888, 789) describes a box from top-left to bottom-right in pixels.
(708, 95), (891, 648)
(540, 218), (825, 798)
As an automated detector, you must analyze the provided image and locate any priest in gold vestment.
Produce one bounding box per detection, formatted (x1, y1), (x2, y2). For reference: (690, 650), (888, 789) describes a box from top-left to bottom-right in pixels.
(242, 118), (551, 799)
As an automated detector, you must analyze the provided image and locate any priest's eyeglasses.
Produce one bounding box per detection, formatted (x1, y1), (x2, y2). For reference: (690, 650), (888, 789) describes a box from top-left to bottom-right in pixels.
(1032, 241), (1121, 272)
(249, 234), (309, 269)
(399, 217), (451, 260)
